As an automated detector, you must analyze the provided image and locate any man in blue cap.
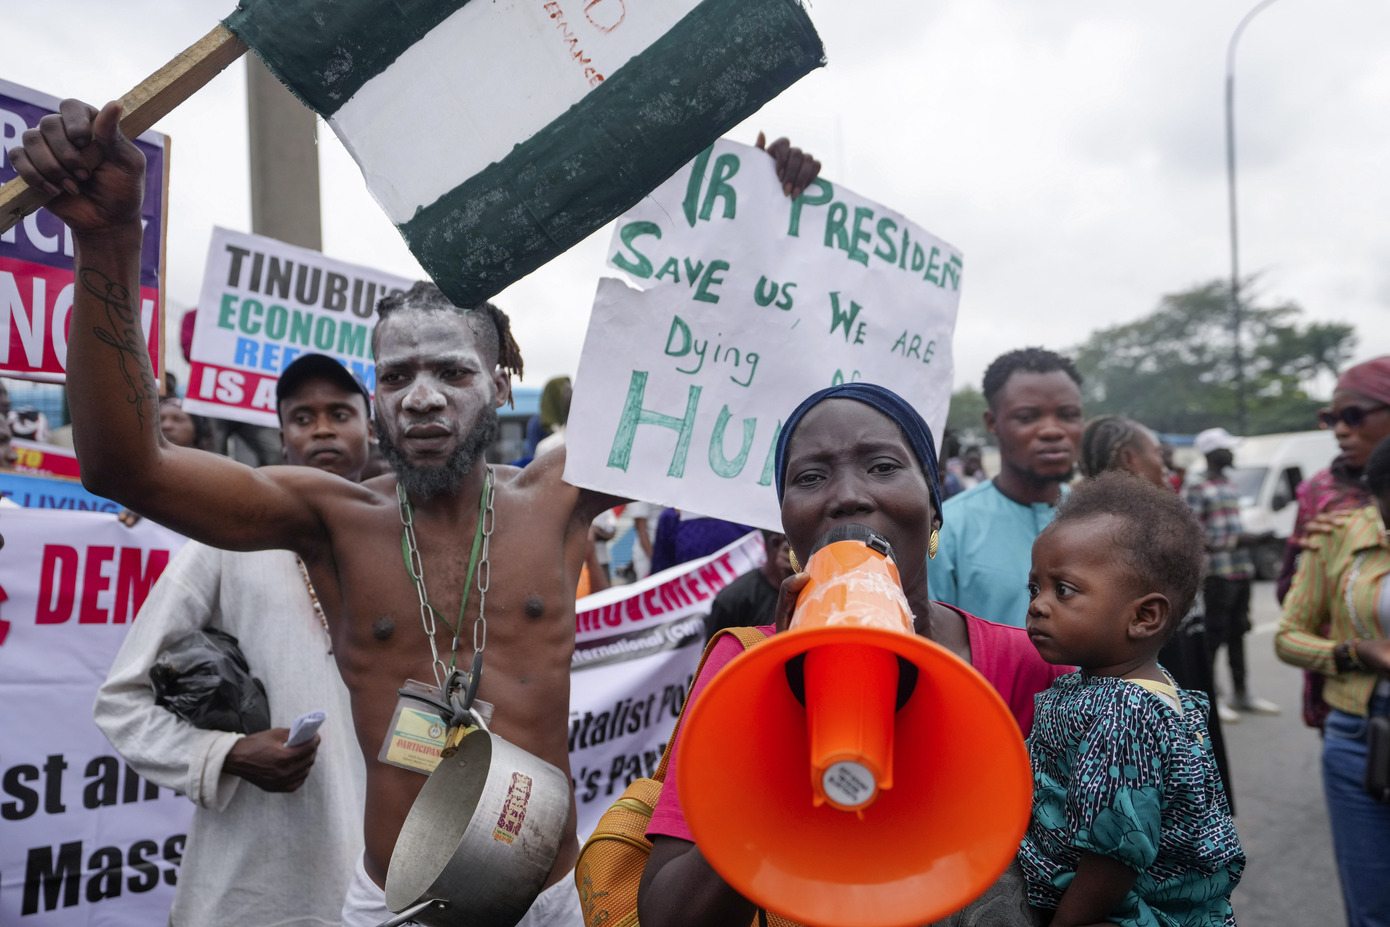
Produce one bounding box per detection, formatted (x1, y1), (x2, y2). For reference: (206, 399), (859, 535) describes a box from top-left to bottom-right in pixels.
(95, 353), (374, 926)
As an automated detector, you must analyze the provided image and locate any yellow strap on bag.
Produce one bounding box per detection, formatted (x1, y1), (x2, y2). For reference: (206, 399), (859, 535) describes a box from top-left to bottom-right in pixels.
(575, 626), (799, 927)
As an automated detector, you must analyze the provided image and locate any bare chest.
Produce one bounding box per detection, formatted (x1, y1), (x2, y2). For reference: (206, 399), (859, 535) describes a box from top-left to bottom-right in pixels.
(323, 505), (579, 686)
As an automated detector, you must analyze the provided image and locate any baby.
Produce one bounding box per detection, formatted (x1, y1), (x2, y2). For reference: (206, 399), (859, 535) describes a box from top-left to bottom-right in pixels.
(1019, 471), (1244, 927)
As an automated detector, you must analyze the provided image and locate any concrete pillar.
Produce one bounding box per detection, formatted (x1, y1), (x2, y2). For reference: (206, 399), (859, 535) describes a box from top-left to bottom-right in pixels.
(246, 55), (322, 250)
(230, 56), (324, 465)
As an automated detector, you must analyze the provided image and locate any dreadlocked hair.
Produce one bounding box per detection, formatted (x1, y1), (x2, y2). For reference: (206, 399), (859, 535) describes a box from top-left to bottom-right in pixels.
(472, 301), (525, 385)
(1080, 415), (1146, 479)
(373, 282), (525, 405)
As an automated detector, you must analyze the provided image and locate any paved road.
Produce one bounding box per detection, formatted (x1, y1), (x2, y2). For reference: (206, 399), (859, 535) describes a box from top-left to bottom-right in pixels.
(1222, 581), (1343, 926)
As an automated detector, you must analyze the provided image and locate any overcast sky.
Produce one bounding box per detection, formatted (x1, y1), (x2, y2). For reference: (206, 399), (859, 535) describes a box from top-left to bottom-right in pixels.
(6, 0), (1389, 393)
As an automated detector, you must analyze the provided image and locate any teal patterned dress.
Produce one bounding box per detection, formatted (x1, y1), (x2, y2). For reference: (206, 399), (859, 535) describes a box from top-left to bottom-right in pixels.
(1018, 673), (1244, 927)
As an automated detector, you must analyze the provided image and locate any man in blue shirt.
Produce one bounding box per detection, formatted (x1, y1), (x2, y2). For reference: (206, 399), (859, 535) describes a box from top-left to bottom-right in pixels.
(933, 348), (1084, 627)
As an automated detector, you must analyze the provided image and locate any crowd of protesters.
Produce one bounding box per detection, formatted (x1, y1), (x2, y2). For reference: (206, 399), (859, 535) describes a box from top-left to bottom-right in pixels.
(6, 98), (1390, 927)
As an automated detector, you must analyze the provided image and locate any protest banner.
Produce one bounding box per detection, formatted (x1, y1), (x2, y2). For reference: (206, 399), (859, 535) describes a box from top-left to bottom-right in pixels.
(223, 0), (823, 309)
(569, 529), (764, 840)
(13, 439), (81, 481)
(0, 508), (190, 925)
(0, 79), (168, 384)
(182, 227), (413, 428)
(0, 470), (118, 514)
(565, 139), (964, 530)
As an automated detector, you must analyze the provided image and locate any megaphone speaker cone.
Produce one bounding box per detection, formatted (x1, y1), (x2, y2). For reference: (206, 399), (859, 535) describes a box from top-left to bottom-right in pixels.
(676, 628), (1031, 927)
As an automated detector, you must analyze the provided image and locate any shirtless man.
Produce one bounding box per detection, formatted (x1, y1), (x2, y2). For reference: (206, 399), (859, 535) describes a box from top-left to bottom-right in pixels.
(12, 100), (819, 925)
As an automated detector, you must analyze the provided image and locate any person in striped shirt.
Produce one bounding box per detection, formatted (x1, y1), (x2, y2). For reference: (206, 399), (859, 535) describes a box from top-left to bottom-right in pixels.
(1186, 427), (1279, 717)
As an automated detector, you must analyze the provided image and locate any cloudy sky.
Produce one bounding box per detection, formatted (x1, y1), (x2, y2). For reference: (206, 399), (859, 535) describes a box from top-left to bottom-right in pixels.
(6, 0), (1389, 392)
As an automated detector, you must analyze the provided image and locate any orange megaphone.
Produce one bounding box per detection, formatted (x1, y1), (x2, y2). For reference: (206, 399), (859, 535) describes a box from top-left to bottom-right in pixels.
(676, 525), (1032, 927)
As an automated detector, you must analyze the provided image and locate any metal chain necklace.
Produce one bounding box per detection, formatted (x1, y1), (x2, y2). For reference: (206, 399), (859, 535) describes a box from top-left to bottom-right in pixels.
(398, 467), (495, 693)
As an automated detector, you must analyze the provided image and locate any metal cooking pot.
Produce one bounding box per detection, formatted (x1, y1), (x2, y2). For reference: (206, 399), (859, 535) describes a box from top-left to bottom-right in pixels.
(380, 730), (572, 927)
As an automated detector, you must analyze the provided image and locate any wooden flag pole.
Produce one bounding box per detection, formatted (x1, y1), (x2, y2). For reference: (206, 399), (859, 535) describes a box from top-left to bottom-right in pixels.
(0, 23), (247, 233)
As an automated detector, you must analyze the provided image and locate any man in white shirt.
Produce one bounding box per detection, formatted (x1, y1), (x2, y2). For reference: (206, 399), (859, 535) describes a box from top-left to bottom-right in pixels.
(94, 354), (374, 926)
(624, 501), (660, 579)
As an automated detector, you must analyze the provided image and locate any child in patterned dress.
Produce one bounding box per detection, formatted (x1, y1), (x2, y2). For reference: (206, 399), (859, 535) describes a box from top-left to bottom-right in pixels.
(1019, 471), (1244, 927)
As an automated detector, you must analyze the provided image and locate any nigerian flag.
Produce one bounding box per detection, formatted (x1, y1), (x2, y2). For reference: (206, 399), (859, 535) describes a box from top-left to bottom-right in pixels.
(224, 0), (824, 308)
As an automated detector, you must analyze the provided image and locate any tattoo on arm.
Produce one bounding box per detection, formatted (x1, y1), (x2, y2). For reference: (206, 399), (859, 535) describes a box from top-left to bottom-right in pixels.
(82, 268), (157, 431)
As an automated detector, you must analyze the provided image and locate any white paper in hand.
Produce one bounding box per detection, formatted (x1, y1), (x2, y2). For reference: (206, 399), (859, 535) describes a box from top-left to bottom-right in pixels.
(285, 710), (326, 747)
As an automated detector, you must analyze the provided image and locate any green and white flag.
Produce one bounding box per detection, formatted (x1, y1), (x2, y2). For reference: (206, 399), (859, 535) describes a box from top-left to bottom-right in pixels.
(224, 0), (825, 308)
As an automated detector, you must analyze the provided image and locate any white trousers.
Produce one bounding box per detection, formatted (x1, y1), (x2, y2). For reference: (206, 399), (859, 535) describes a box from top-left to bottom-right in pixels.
(340, 853), (584, 927)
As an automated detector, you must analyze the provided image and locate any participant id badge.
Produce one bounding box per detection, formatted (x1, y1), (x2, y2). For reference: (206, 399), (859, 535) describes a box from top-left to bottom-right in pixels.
(379, 679), (449, 774)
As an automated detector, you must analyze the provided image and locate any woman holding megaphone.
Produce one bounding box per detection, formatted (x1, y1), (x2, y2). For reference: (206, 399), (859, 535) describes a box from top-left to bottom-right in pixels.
(637, 383), (1068, 927)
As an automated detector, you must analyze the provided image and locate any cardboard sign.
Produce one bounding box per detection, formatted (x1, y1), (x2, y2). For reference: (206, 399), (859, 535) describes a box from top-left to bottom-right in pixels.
(565, 140), (963, 530)
(183, 227), (413, 427)
(0, 79), (168, 384)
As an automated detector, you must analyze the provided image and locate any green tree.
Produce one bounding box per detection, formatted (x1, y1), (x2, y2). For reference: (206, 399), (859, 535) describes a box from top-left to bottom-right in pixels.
(946, 384), (989, 437)
(1070, 279), (1355, 435)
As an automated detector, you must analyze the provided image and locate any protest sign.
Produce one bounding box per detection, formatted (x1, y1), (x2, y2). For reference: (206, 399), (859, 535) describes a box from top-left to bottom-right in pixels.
(0, 508), (190, 925)
(0, 470), (118, 514)
(569, 529), (764, 840)
(0, 79), (168, 384)
(13, 439), (81, 481)
(182, 227), (412, 428)
(223, 0), (823, 309)
(565, 140), (964, 530)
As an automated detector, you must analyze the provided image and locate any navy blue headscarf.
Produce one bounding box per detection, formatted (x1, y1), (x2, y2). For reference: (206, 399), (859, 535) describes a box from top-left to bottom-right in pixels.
(773, 383), (942, 521)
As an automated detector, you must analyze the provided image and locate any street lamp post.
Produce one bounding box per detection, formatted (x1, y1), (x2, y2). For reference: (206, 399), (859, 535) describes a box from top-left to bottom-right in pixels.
(1225, 0), (1282, 435)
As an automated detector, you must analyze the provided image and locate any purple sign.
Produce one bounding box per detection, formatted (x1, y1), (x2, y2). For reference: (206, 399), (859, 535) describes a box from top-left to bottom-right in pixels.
(0, 79), (167, 380)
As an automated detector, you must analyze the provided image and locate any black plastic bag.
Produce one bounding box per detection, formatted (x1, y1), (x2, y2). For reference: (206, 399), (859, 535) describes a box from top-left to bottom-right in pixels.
(149, 628), (271, 734)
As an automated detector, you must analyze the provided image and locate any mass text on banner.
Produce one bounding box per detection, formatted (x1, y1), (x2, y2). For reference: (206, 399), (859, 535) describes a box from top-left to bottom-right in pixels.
(0, 508), (191, 925)
(0, 78), (169, 383)
(569, 529), (765, 840)
(183, 227), (413, 427)
(564, 140), (963, 530)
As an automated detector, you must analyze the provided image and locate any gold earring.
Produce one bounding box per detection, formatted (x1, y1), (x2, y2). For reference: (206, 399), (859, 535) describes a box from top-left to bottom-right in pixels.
(788, 549), (802, 572)
(928, 529), (940, 560)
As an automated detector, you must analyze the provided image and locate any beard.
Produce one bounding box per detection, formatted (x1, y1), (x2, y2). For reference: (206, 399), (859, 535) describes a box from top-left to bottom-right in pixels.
(1020, 462), (1076, 487)
(378, 406), (499, 498)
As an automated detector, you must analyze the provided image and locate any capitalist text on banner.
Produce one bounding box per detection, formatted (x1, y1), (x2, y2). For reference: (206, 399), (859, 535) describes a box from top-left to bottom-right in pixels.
(568, 529), (764, 840)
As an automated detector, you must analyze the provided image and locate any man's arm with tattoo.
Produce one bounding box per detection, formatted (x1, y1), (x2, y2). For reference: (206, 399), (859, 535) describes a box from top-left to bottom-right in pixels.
(10, 100), (334, 552)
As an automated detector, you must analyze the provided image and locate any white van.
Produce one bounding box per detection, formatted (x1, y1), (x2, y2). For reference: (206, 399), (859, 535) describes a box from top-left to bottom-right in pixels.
(1186, 430), (1340, 578)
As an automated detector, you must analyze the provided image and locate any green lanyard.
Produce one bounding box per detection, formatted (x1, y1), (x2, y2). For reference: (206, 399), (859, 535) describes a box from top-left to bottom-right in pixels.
(399, 468), (491, 670)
